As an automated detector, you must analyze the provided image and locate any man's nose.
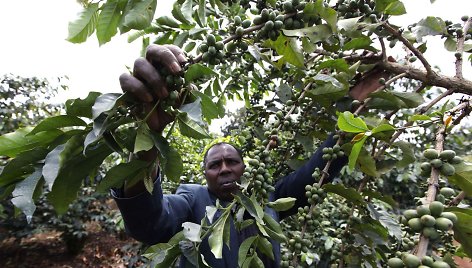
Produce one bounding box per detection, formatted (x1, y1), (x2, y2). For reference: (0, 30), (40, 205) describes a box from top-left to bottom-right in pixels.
(220, 161), (231, 173)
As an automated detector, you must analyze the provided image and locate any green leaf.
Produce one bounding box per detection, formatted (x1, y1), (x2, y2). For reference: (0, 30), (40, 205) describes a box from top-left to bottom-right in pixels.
(234, 192), (264, 223)
(134, 124), (154, 153)
(97, 160), (149, 192)
(276, 83), (293, 103)
(192, 92), (220, 122)
(362, 190), (398, 208)
(269, 35), (305, 68)
(185, 63), (217, 82)
(238, 236), (257, 267)
(413, 16), (447, 41)
(393, 141), (415, 169)
(11, 168), (42, 222)
(337, 111), (369, 133)
(261, 213), (287, 243)
(267, 197), (296, 212)
(196, 0), (207, 27)
(323, 184), (366, 206)
(208, 211), (230, 259)
(97, 0), (126, 45)
(120, 0), (157, 31)
(172, 1), (192, 25)
(348, 135), (368, 171)
(29, 115), (87, 135)
(384, 1), (406, 15)
(182, 222), (202, 242)
(47, 143), (111, 215)
(155, 16), (180, 28)
(92, 93), (121, 120)
(177, 113), (211, 139)
(152, 135), (184, 182)
(367, 203), (402, 240)
(66, 3), (99, 43)
(445, 207), (472, 258)
(283, 24), (332, 44)
(0, 128), (62, 158)
(65, 91), (102, 118)
(344, 36), (373, 51)
(43, 135), (84, 191)
(391, 91), (424, 108)
(144, 233), (183, 267)
(315, 0), (337, 31)
(0, 147), (49, 187)
(357, 148), (379, 177)
(338, 16), (362, 32)
(408, 114), (432, 122)
(256, 237), (274, 260)
(448, 162), (472, 196)
(318, 59), (350, 72)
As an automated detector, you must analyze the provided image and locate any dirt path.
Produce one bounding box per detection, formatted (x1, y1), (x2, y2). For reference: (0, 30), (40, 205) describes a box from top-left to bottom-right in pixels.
(0, 222), (145, 268)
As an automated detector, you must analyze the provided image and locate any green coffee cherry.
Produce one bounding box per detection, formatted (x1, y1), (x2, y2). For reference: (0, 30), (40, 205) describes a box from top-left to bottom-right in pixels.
(417, 204), (431, 216)
(440, 212), (458, 224)
(440, 163), (455, 176)
(421, 256), (434, 266)
(422, 227), (440, 240)
(435, 217), (453, 231)
(430, 158), (443, 168)
(403, 254), (421, 268)
(408, 218), (423, 231)
(423, 148), (439, 159)
(431, 260), (451, 268)
(439, 150), (456, 161)
(420, 214), (436, 227)
(387, 257), (404, 268)
(429, 201), (444, 217)
(403, 209), (418, 220)
(439, 187), (455, 198)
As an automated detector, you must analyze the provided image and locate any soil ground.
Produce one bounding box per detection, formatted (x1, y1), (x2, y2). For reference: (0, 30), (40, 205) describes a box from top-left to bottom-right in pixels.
(0, 221), (145, 268)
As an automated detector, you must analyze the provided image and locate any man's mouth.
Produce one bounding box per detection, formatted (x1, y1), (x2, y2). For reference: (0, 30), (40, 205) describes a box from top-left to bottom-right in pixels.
(220, 180), (238, 189)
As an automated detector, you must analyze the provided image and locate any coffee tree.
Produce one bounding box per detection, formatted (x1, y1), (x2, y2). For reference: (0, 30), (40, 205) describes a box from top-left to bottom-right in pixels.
(1, 0), (472, 267)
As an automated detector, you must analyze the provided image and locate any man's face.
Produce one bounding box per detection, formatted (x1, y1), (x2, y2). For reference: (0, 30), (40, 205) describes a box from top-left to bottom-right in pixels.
(204, 144), (245, 201)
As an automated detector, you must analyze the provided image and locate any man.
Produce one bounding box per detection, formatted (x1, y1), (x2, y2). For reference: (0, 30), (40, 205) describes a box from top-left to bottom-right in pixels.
(113, 44), (387, 267)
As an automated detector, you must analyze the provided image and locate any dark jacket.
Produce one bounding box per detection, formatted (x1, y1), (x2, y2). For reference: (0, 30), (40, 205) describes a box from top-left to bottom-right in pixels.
(113, 135), (345, 267)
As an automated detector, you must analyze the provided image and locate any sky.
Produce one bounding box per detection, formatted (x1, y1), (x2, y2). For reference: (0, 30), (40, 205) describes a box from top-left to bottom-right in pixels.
(0, 0), (471, 105)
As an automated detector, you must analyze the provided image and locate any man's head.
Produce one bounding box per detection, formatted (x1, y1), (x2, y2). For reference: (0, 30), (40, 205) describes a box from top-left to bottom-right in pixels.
(203, 142), (245, 201)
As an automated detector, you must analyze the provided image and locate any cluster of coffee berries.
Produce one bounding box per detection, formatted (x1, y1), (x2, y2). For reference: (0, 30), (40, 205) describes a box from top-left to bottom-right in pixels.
(336, 0), (377, 20)
(198, 33), (225, 65)
(388, 253), (451, 268)
(322, 145), (345, 161)
(252, 8), (284, 41)
(230, 15), (252, 38)
(305, 183), (326, 204)
(420, 149), (462, 177)
(402, 201), (456, 240)
(244, 151), (275, 201)
(287, 230), (310, 254)
(157, 67), (185, 109)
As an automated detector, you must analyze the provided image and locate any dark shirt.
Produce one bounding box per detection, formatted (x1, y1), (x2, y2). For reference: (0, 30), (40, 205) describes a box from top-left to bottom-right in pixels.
(112, 135), (345, 267)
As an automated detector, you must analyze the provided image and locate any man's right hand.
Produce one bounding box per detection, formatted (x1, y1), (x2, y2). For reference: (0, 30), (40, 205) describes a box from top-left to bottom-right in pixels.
(119, 44), (188, 133)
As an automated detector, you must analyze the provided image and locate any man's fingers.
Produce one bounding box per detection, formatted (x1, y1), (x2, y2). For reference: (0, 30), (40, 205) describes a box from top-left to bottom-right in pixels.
(165, 44), (188, 66)
(133, 58), (169, 99)
(143, 102), (162, 132)
(146, 44), (183, 75)
(119, 73), (154, 103)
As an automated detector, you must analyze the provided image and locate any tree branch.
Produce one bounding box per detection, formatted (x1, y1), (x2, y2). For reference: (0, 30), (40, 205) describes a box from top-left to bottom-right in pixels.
(377, 61), (472, 95)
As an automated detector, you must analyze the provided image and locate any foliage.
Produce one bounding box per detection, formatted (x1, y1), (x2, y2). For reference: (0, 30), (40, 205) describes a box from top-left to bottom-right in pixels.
(2, 0), (472, 267)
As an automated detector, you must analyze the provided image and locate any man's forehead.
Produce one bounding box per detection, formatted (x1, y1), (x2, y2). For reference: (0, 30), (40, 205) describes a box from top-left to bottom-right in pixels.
(206, 144), (239, 159)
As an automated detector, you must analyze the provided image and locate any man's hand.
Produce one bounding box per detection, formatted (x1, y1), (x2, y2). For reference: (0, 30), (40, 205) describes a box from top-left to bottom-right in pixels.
(119, 44), (187, 133)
